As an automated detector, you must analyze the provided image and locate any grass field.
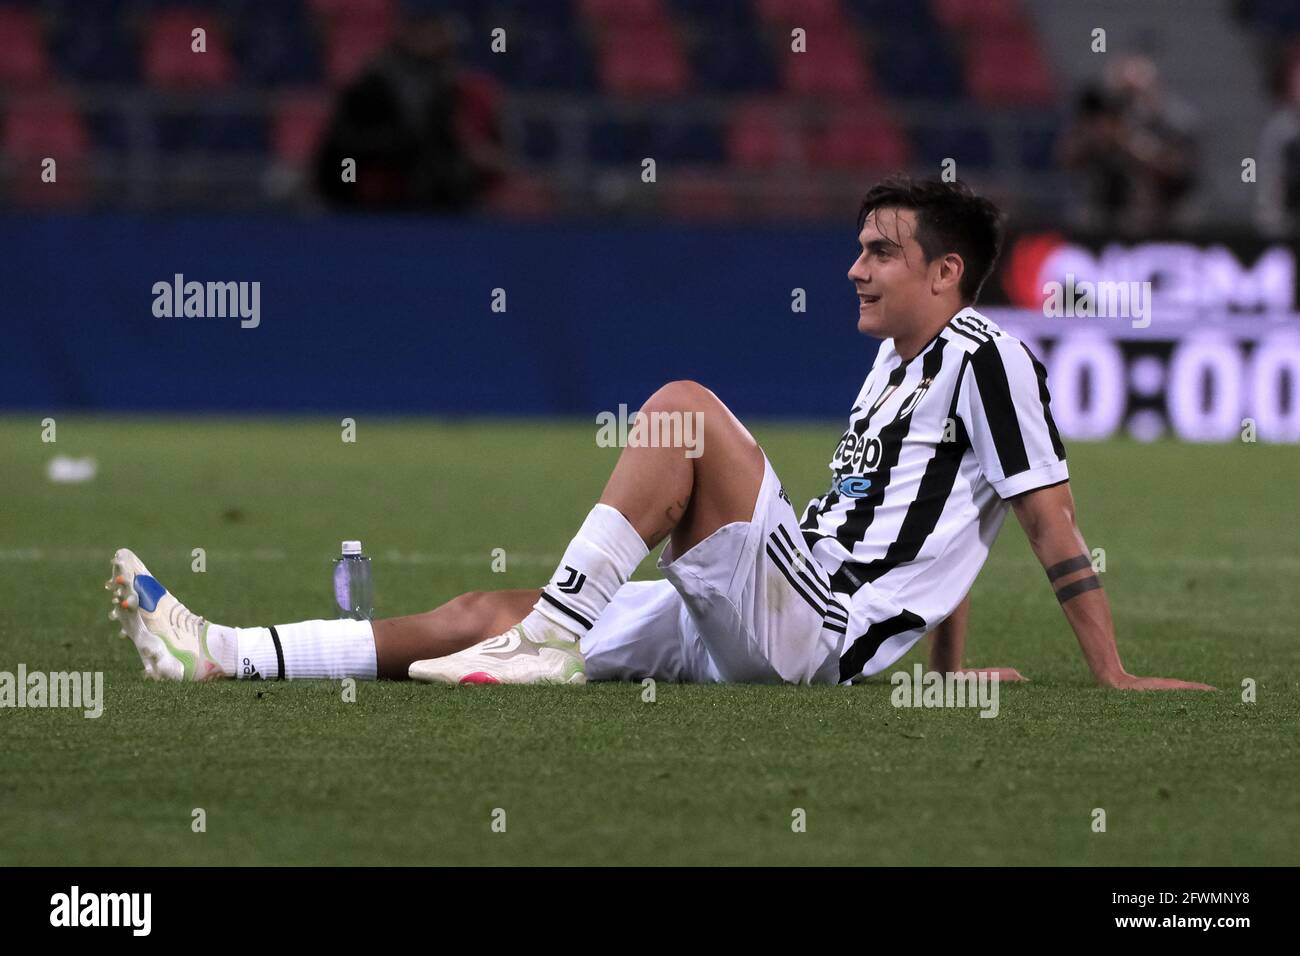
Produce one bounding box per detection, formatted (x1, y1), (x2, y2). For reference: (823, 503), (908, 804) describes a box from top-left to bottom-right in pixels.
(1, 415), (1297, 866)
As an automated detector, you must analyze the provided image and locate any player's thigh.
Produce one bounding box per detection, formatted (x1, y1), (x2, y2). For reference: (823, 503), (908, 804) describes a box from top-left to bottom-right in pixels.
(643, 380), (765, 555)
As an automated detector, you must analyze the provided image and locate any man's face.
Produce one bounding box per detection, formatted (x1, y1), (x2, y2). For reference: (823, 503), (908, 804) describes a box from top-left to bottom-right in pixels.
(848, 206), (936, 338)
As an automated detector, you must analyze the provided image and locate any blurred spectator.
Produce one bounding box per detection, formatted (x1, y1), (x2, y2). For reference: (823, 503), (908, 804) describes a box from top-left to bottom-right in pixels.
(1058, 55), (1198, 233)
(1256, 58), (1300, 236)
(314, 15), (504, 211)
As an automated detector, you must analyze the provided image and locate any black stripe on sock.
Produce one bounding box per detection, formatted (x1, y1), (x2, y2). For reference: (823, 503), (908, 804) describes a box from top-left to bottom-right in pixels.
(539, 591), (594, 631)
(267, 624), (285, 680)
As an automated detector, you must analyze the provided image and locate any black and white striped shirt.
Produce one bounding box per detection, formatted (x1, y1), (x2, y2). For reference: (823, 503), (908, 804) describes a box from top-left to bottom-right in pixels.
(799, 307), (1068, 682)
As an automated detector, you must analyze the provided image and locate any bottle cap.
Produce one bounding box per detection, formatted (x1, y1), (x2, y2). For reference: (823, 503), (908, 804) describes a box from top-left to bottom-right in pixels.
(342, 540), (362, 555)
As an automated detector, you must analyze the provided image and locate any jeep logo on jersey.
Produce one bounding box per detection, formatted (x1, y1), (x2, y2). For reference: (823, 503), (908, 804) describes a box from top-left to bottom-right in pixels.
(832, 433), (882, 474)
(896, 377), (934, 420)
(555, 566), (586, 594)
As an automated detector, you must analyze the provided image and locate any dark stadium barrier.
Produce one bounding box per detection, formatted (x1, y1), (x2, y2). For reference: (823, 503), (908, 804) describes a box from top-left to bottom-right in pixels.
(4, 216), (1299, 441)
(0, 214), (874, 420)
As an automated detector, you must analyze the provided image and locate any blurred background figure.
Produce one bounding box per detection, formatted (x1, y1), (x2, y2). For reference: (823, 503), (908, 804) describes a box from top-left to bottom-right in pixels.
(1256, 56), (1300, 236)
(314, 13), (504, 211)
(1058, 54), (1199, 233)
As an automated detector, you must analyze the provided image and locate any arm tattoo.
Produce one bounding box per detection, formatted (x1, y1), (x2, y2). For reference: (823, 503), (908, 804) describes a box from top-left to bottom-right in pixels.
(1055, 574), (1103, 604)
(1045, 554), (1092, 582)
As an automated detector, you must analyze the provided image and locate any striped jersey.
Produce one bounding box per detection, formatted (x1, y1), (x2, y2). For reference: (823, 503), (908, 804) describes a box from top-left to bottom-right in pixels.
(799, 306), (1068, 682)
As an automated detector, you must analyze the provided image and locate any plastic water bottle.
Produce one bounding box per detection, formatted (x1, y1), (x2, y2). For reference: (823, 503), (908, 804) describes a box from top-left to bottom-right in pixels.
(332, 540), (375, 620)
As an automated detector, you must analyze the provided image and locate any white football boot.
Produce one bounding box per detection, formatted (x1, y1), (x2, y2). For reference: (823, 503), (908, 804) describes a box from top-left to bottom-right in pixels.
(408, 623), (586, 685)
(106, 548), (225, 681)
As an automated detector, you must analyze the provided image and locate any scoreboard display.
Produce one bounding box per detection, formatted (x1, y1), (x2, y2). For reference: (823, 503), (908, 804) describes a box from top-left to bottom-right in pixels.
(986, 234), (1300, 443)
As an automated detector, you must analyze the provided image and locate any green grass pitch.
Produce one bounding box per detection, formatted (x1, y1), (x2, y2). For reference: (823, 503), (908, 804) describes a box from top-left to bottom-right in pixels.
(1, 415), (1297, 866)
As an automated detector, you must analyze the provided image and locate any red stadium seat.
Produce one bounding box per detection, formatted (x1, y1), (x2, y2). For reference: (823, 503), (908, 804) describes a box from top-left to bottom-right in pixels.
(307, 0), (395, 23)
(143, 12), (235, 89)
(322, 19), (396, 85)
(0, 9), (50, 88)
(271, 92), (331, 166)
(756, 0), (846, 28)
(811, 104), (910, 170)
(931, 0), (1023, 31)
(578, 0), (668, 28)
(482, 170), (556, 219)
(663, 169), (740, 221)
(726, 98), (806, 168)
(2, 92), (90, 206)
(596, 25), (689, 96)
(963, 28), (1054, 105)
(780, 31), (872, 97)
(311, 0), (396, 84)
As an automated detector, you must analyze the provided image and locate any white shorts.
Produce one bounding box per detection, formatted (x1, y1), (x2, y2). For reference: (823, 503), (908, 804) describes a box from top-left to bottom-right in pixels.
(580, 453), (846, 684)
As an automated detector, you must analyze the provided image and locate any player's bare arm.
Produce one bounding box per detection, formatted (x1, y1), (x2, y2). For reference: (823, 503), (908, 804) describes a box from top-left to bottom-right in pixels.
(927, 596), (1027, 681)
(1010, 481), (1214, 691)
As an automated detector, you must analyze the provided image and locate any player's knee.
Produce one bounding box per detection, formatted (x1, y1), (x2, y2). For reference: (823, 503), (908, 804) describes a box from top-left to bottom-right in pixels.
(643, 379), (717, 415)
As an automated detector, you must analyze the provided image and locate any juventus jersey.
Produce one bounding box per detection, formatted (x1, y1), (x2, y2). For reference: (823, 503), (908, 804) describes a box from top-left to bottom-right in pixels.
(799, 307), (1068, 681)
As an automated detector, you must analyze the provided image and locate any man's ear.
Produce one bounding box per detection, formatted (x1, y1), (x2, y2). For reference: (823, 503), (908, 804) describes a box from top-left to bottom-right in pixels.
(932, 253), (965, 297)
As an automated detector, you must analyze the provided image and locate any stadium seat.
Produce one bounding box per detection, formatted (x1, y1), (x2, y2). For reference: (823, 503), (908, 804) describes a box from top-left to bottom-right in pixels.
(321, 18), (396, 85)
(499, 26), (595, 90)
(726, 98), (805, 168)
(236, 3), (321, 86)
(596, 25), (690, 96)
(308, 0), (395, 24)
(142, 11), (236, 89)
(2, 92), (90, 206)
(50, 0), (136, 83)
(930, 0), (1022, 31)
(689, 27), (777, 91)
(811, 104), (910, 170)
(780, 31), (873, 97)
(271, 91), (331, 166)
(962, 28), (1054, 105)
(670, 0), (753, 24)
(482, 169), (556, 219)
(870, 26), (962, 98)
(755, 0), (846, 28)
(578, 0), (669, 28)
(0, 8), (51, 87)
(844, 0), (932, 24)
(662, 169), (739, 221)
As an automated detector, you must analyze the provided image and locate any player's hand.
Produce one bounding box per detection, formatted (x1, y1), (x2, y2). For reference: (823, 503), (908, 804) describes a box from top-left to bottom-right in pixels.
(1098, 672), (1216, 691)
(955, 667), (1028, 682)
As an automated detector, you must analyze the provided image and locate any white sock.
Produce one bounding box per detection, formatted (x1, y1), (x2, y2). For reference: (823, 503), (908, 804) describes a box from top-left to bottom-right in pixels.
(204, 623), (239, 677)
(527, 503), (649, 643)
(227, 619), (377, 680)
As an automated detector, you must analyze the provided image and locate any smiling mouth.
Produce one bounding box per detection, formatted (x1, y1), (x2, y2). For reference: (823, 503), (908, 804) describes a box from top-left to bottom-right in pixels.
(858, 294), (880, 306)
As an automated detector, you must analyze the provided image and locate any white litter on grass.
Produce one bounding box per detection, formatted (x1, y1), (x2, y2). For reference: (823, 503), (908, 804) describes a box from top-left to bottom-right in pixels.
(46, 456), (98, 483)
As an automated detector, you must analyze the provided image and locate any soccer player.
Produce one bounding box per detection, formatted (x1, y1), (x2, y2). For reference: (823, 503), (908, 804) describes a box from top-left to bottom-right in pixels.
(107, 177), (1212, 692)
